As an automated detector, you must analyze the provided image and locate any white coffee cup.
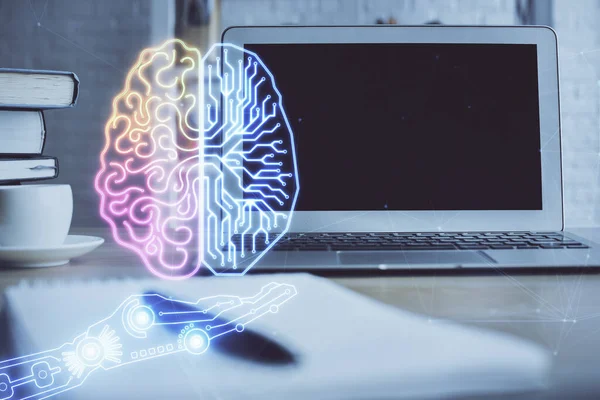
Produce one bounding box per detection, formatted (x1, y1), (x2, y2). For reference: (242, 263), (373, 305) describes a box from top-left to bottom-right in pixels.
(0, 184), (73, 247)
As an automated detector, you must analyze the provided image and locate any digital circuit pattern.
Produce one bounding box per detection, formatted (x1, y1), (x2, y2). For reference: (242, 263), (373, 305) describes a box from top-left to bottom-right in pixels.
(0, 282), (297, 400)
(95, 39), (299, 279)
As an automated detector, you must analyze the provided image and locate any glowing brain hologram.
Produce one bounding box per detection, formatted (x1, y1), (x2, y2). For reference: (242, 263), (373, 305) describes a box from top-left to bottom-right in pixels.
(95, 40), (299, 279)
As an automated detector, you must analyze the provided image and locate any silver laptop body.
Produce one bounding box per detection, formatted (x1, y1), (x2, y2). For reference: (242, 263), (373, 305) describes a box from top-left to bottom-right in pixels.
(221, 25), (600, 271)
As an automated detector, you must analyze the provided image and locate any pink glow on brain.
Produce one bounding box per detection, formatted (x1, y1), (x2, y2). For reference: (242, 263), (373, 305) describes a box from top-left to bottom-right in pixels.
(95, 40), (204, 279)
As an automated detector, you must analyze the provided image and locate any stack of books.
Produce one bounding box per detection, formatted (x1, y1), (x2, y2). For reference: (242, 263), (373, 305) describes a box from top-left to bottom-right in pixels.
(0, 69), (79, 184)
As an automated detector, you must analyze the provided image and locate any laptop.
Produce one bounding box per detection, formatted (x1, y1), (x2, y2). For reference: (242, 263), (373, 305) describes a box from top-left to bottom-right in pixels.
(221, 25), (600, 271)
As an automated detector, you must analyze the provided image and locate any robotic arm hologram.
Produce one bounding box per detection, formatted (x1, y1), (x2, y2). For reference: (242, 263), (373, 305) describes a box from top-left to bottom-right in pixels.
(0, 282), (297, 400)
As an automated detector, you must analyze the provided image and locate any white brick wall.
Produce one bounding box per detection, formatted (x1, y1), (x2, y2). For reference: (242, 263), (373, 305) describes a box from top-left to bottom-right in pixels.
(554, 0), (600, 226)
(221, 0), (516, 27)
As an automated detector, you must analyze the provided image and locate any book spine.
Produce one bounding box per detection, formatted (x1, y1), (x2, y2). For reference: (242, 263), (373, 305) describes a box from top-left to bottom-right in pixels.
(51, 156), (59, 179)
(40, 110), (47, 154)
(71, 72), (81, 107)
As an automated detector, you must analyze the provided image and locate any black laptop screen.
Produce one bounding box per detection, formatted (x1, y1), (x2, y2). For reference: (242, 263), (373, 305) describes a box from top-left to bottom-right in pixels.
(245, 43), (542, 211)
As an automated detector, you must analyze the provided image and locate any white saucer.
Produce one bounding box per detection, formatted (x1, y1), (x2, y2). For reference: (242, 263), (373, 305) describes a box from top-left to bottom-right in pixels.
(0, 235), (105, 268)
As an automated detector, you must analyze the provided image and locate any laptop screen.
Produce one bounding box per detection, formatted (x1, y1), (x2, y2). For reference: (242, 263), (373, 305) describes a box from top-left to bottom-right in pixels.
(245, 43), (542, 211)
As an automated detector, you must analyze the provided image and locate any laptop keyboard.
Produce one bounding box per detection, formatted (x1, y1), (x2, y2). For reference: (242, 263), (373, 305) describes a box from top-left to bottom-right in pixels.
(227, 232), (589, 252)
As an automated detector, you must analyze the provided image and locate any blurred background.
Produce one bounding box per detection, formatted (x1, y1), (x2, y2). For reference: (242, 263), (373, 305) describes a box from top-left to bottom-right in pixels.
(0, 0), (598, 228)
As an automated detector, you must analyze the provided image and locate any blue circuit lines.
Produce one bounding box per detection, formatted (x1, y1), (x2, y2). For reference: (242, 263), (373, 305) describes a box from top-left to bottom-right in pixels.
(0, 282), (297, 400)
(201, 44), (299, 274)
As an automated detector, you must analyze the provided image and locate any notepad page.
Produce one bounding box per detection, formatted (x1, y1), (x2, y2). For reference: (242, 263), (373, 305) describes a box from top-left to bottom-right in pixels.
(1, 274), (550, 400)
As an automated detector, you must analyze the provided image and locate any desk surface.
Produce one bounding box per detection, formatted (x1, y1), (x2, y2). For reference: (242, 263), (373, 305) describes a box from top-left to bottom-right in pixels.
(3, 227), (600, 399)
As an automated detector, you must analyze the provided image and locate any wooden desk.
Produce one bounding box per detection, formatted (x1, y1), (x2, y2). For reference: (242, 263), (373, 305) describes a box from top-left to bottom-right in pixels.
(2, 227), (600, 398)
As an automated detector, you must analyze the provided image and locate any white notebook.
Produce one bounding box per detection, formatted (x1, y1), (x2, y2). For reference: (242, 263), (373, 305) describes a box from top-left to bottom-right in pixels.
(1, 274), (550, 399)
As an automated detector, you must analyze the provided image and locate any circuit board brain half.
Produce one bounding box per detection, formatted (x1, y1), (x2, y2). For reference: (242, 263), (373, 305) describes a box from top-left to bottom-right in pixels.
(95, 40), (299, 279)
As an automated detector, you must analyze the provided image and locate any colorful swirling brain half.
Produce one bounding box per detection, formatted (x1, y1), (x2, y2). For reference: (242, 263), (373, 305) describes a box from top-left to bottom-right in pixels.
(96, 40), (299, 279)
